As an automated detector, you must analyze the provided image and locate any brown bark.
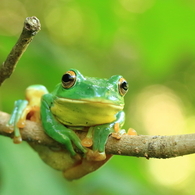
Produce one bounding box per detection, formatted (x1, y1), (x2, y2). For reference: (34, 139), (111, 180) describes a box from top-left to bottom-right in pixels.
(1, 111), (195, 159)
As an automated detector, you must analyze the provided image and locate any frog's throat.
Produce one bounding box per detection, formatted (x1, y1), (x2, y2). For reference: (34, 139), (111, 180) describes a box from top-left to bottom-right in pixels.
(51, 97), (124, 126)
(55, 97), (124, 110)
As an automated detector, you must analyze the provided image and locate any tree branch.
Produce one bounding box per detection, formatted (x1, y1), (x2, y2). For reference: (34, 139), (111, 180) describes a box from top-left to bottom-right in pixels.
(0, 16), (41, 85)
(1, 111), (195, 159)
(1, 17), (195, 160)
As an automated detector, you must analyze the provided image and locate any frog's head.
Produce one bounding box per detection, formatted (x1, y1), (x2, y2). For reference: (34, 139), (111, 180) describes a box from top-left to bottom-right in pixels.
(51, 69), (128, 126)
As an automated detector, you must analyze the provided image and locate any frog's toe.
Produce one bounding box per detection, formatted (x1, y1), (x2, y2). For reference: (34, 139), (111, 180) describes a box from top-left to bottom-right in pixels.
(113, 122), (120, 132)
(4, 124), (14, 133)
(127, 128), (137, 135)
(81, 137), (93, 147)
(6, 115), (15, 133)
(17, 118), (26, 128)
(65, 144), (77, 156)
(94, 152), (106, 161)
(77, 144), (87, 154)
(112, 129), (126, 139)
(13, 136), (22, 144)
(64, 138), (85, 156)
(73, 140), (87, 154)
(6, 121), (22, 143)
(86, 150), (106, 161)
(12, 125), (22, 144)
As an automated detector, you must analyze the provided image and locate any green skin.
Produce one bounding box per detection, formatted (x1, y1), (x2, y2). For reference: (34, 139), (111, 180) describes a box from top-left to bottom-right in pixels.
(8, 69), (127, 157)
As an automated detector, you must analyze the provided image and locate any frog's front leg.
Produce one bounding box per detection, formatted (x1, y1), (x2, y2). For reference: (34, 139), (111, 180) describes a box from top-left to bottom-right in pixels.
(7, 85), (49, 143)
(6, 99), (28, 143)
(90, 111), (125, 161)
(41, 94), (87, 156)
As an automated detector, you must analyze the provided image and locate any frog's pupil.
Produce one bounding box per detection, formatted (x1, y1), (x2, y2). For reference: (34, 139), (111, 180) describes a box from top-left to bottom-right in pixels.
(62, 73), (73, 83)
(121, 81), (128, 91)
(61, 72), (76, 89)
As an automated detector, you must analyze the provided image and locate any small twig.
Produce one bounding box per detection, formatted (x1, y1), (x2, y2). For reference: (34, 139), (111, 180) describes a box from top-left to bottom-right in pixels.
(1, 111), (195, 159)
(0, 16), (41, 85)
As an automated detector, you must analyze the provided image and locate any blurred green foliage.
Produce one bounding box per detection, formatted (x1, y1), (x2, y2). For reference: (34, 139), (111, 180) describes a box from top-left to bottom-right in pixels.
(1, 0), (195, 194)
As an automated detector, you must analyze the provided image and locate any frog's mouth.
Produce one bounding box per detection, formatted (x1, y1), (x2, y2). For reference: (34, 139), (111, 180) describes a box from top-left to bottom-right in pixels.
(51, 97), (124, 126)
(58, 98), (124, 110)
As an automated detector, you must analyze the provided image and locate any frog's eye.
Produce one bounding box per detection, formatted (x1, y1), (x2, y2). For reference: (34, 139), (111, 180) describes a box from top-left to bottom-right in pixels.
(61, 70), (76, 89)
(118, 77), (128, 96)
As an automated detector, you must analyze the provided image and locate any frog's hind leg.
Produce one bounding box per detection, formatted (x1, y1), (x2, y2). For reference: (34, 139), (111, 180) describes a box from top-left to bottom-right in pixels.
(63, 154), (112, 181)
(6, 100), (28, 143)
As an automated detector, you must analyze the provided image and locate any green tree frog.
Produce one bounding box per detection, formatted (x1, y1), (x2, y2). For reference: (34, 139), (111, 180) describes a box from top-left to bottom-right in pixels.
(6, 69), (135, 180)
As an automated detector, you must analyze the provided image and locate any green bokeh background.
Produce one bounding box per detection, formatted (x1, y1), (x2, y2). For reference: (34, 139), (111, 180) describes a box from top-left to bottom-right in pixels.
(1, 0), (195, 194)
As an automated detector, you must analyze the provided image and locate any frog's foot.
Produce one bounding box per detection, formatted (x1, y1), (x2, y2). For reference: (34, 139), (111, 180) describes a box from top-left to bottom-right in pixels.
(86, 149), (107, 161)
(52, 129), (87, 156)
(12, 125), (22, 144)
(16, 119), (25, 128)
(13, 135), (22, 144)
(111, 122), (126, 139)
(63, 154), (112, 181)
(127, 128), (137, 135)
